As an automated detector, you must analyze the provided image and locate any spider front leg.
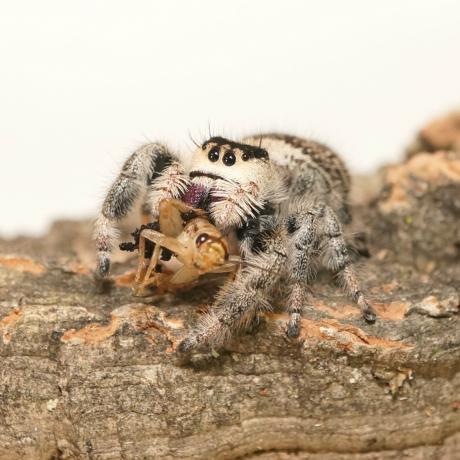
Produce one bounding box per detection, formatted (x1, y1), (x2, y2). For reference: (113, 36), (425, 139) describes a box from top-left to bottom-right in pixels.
(320, 206), (377, 323)
(94, 142), (187, 278)
(178, 236), (287, 353)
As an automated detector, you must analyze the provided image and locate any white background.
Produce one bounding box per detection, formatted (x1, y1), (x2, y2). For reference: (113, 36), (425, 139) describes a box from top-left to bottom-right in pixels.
(1, 0), (459, 237)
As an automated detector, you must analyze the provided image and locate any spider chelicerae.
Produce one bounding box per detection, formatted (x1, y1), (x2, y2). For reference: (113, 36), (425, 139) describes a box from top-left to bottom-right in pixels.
(94, 133), (377, 352)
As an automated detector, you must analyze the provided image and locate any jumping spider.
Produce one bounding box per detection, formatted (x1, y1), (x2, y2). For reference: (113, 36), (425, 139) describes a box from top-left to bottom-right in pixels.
(95, 134), (377, 352)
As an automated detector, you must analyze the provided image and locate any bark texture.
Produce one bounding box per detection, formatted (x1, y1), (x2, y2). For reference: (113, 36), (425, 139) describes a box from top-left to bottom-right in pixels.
(406, 110), (460, 158)
(1, 118), (460, 459)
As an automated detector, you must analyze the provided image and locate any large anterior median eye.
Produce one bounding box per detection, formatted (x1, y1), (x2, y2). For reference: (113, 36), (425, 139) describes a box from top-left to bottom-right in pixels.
(208, 147), (220, 162)
(223, 151), (236, 166)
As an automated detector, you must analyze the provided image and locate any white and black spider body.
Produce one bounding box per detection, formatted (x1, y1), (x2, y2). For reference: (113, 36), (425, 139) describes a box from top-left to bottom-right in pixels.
(95, 133), (376, 352)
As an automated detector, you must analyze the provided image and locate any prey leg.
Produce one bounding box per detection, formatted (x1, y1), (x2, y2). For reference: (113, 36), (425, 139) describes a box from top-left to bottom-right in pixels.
(136, 228), (196, 291)
(134, 230), (147, 285)
(144, 244), (161, 282)
(133, 240), (161, 295)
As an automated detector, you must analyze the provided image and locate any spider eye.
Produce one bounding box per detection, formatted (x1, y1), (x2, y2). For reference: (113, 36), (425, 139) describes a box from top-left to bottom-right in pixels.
(208, 147), (220, 162)
(223, 151), (236, 166)
(255, 149), (268, 159)
(196, 233), (209, 246)
(241, 152), (250, 161)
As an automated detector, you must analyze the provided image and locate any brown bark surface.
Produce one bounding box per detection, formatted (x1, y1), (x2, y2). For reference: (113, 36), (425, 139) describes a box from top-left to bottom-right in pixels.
(406, 110), (460, 158)
(1, 143), (460, 459)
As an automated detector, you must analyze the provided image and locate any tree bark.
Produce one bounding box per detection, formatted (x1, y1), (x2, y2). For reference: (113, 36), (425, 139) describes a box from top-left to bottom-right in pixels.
(1, 138), (460, 459)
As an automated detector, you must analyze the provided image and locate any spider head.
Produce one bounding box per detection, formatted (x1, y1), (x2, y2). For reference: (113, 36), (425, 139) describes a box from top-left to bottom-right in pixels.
(192, 231), (229, 273)
(189, 137), (270, 186)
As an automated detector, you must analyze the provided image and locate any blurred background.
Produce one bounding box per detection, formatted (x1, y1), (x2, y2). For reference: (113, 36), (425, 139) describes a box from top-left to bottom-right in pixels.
(1, 0), (459, 237)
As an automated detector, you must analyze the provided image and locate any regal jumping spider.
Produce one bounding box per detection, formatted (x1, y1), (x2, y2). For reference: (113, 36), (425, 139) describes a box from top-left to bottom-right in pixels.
(95, 134), (377, 352)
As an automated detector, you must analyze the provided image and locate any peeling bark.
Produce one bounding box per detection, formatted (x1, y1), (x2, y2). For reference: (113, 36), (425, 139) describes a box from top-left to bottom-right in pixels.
(1, 132), (460, 459)
(407, 110), (460, 158)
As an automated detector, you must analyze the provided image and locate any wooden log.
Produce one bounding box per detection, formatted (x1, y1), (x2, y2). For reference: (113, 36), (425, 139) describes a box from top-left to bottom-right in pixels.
(1, 150), (459, 460)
